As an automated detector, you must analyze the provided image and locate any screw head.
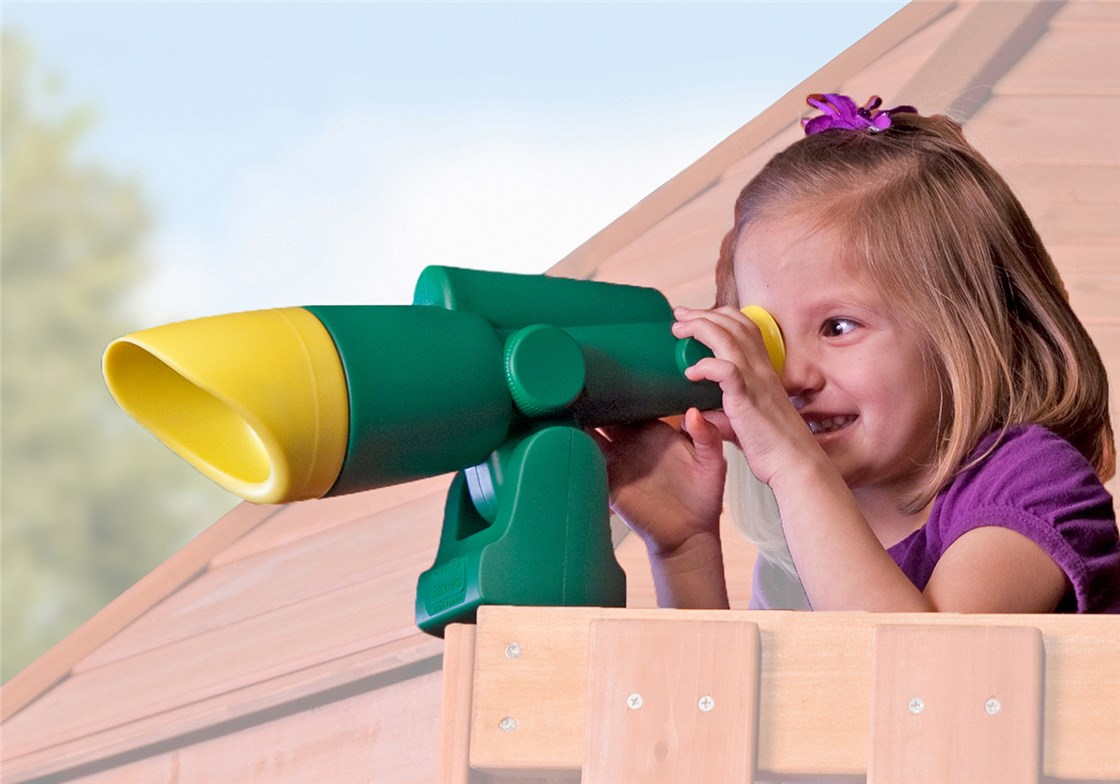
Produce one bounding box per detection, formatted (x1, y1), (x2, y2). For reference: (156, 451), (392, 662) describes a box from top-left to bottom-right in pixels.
(504, 643), (522, 660)
(627, 693), (644, 710)
(908, 697), (925, 715)
(698, 695), (715, 713)
(499, 716), (518, 732)
(985, 697), (1002, 716)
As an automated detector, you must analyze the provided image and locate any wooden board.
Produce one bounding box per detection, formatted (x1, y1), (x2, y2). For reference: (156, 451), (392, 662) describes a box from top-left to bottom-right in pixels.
(998, 27), (1120, 95)
(3, 562), (428, 760)
(0, 500), (275, 723)
(69, 667), (443, 784)
(75, 489), (445, 672)
(582, 619), (759, 783)
(212, 474), (453, 568)
(868, 625), (1043, 783)
(3, 636), (442, 782)
(467, 607), (1120, 781)
(439, 624), (477, 784)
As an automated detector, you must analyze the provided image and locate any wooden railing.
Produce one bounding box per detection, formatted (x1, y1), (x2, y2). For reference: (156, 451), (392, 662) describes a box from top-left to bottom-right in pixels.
(439, 607), (1120, 783)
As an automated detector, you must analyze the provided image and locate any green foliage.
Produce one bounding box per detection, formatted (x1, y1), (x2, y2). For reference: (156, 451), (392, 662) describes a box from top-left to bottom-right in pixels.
(1, 33), (235, 682)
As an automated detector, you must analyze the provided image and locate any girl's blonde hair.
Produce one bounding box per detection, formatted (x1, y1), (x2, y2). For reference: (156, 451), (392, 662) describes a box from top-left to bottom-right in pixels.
(716, 112), (1115, 513)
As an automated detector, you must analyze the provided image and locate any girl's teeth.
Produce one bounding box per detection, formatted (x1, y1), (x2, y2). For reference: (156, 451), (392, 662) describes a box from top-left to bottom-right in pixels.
(809, 416), (856, 434)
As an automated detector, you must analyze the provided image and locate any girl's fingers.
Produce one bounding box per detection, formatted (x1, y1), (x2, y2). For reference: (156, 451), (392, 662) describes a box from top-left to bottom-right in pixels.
(682, 407), (721, 455)
(684, 357), (751, 396)
(697, 409), (740, 446)
(675, 305), (762, 334)
(672, 307), (770, 369)
(675, 305), (746, 321)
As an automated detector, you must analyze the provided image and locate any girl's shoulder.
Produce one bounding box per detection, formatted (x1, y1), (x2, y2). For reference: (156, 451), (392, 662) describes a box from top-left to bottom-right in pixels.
(943, 424), (1109, 513)
(925, 424), (1119, 612)
(973, 422), (1089, 464)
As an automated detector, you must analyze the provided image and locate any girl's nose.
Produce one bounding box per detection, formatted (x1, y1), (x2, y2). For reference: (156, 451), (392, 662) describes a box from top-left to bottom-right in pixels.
(780, 343), (825, 402)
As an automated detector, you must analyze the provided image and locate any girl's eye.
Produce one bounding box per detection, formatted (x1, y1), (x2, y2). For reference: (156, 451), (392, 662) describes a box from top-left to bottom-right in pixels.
(823, 318), (857, 337)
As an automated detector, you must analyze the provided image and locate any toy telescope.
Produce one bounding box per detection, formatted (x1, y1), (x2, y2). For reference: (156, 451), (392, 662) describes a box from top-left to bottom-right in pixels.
(103, 266), (784, 635)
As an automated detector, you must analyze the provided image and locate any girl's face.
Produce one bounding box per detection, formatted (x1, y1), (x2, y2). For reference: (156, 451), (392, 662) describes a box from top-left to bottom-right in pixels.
(733, 214), (943, 501)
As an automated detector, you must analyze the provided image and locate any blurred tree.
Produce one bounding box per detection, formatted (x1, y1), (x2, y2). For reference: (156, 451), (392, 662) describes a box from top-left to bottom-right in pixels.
(1, 34), (235, 682)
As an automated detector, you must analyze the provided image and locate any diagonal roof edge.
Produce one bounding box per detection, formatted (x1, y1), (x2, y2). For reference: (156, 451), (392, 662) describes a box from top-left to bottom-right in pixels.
(897, 0), (1064, 122)
(549, 0), (956, 281)
(2, 0), (1071, 740)
(0, 0), (958, 732)
(0, 502), (282, 723)
(3, 636), (444, 783)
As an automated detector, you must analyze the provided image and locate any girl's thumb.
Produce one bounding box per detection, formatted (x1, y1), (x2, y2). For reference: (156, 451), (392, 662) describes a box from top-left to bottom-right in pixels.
(682, 408), (726, 463)
(696, 410), (740, 447)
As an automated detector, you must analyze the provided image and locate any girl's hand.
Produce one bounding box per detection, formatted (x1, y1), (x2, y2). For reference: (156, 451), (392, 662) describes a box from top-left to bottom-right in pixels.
(592, 410), (732, 608)
(671, 306), (818, 486)
(592, 409), (727, 555)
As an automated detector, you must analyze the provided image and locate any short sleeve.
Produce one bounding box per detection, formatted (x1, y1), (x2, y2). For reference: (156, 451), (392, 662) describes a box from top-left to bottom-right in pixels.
(927, 426), (1119, 612)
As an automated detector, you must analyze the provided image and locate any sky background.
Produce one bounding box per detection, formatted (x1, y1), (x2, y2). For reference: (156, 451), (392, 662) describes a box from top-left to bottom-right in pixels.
(4, 1), (905, 323)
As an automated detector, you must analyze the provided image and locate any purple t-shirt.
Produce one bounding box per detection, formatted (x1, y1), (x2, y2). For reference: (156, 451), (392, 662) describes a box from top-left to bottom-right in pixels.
(888, 425), (1119, 613)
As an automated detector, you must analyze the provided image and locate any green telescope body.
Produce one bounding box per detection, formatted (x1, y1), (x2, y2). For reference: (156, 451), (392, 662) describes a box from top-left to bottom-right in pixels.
(103, 266), (784, 635)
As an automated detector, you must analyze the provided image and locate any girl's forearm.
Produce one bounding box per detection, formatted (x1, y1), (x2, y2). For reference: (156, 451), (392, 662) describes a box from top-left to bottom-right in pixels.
(646, 530), (731, 609)
(769, 455), (932, 612)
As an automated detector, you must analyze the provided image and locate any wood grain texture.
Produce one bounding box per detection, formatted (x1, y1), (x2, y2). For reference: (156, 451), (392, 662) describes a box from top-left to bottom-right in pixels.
(69, 667), (443, 784)
(998, 26), (1120, 95)
(897, 1), (1063, 121)
(439, 624), (477, 784)
(211, 474), (453, 568)
(868, 625), (1043, 784)
(3, 562), (427, 760)
(7, 5), (1120, 784)
(74, 487), (445, 673)
(1051, 0), (1120, 32)
(468, 607), (1120, 781)
(2, 636), (442, 783)
(582, 619), (759, 783)
(0, 500), (276, 723)
(967, 95), (1120, 166)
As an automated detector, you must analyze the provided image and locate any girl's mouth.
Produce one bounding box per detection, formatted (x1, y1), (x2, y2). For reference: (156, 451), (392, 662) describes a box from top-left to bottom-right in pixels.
(806, 415), (858, 435)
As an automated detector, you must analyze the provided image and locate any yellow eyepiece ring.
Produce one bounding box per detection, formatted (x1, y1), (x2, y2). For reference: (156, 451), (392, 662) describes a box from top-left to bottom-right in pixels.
(740, 305), (785, 375)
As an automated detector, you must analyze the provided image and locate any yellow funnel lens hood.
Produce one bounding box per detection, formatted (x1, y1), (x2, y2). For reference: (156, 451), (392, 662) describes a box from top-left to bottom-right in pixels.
(103, 307), (349, 504)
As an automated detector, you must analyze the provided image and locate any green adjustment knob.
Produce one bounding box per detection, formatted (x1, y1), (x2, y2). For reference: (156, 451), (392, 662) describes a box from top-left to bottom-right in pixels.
(676, 337), (713, 375)
(503, 325), (586, 417)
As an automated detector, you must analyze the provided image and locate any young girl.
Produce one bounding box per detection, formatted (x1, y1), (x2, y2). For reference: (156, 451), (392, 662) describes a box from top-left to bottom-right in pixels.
(597, 94), (1119, 613)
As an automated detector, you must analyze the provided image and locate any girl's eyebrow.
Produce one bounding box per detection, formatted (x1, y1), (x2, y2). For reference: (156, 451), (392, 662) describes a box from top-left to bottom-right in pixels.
(802, 291), (881, 316)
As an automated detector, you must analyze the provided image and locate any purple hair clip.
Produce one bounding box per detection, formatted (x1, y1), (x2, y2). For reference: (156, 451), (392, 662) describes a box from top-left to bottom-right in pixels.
(802, 93), (917, 136)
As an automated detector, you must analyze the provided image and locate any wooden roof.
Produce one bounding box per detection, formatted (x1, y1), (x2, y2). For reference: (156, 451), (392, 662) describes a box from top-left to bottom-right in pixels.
(3, 2), (1117, 781)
